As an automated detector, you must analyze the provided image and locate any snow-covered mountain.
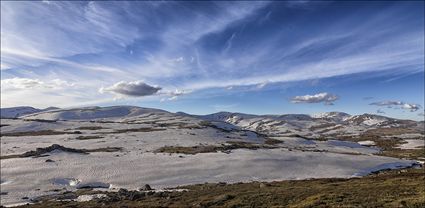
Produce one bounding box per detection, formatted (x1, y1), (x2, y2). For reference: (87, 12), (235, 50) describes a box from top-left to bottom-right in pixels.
(311, 112), (351, 122)
(0, 105), (423, 206)
(20, 106), (167, 121)
(0, 106), (59, 118)
(1, 105), (423, 137)
(198, 111), (423, 138)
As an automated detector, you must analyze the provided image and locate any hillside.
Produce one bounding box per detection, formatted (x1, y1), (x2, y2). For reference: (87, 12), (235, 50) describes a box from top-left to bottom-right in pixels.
(0, 105), (424, 207)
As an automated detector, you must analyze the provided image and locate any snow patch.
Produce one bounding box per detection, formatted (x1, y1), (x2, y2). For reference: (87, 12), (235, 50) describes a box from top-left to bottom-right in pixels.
(76, 194), (107, 202)
(51, 178), (80, 186)
(397, 139), (425, 149)
(358, 140), (376, 146)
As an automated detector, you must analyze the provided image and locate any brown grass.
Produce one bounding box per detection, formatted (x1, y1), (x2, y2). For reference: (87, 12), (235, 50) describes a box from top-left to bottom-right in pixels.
(264, 138), (283, 145)
(154, 141), (277, 155)
(96, 128), (166, 134)
(75, 126), (105, 130)
(0, 130), (81, 137)
(18, 168), (425, 208)
(0, 144), (122, 160)
(75, 136), (104, 140)
(363, 127), (421, 136)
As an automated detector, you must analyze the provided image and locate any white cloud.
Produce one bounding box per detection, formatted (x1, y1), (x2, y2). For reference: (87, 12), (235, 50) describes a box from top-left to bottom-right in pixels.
(370, 100), (422, 112)
(0, 78), (94, 108)
(369, 101), (403, 106)
(159, 89), (191, 102)
(1, 1), (423, 110)
(291, 92), (339, 105)
(1, 78), (75, 90)
(100, 81), (161, 97)
(401, 103), (421, 112)
(1, 78), (44, 89)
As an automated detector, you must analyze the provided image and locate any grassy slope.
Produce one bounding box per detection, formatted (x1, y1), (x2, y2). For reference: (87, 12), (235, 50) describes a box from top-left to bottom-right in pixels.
(18, 168), (425, 208)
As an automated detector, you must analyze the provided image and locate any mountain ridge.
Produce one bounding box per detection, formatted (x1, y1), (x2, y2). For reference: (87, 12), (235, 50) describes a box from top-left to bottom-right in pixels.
(1, 105), (422, 123)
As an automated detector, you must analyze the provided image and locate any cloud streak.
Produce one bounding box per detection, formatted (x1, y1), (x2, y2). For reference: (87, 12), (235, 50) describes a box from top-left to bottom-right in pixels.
(0, 1), (423, 118)
(370, 100), (422, 112)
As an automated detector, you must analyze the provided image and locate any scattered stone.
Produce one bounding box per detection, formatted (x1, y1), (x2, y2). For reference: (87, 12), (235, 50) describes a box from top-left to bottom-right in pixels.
(76, 182), (110, 189)
(50, 189), (61, 192)
(208, 194), (234, 206)
(117, 188), (145, 201)
(22, 144), (87, 158)
(217, 182), (227, 186)
(153, 191), (169, 198)
(259, 182), (270, 188)
(139, 184), (153, 191)
(2, 144), (122, 160)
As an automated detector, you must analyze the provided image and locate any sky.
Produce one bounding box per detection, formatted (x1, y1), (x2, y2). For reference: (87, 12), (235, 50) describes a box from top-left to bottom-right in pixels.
(1, 1), (424, 120)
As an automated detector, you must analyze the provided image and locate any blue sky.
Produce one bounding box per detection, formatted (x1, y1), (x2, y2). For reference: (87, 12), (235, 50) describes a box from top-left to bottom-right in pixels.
(1, 1), (424, 120)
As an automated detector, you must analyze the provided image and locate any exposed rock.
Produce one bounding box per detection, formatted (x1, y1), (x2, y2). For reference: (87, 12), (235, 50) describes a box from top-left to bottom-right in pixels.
(22, 144), (87, 158)
(116, 188), (145, 201)
(76, 182), (110, 189)
(139, 184), (153, 191)
(206, 194), (234, 206)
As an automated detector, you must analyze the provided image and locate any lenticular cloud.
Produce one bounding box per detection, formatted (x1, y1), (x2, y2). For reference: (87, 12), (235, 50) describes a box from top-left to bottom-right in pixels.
(100, 81), (161, 97)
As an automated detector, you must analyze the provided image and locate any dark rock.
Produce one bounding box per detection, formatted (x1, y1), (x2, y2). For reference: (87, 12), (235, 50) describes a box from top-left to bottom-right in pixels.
(21, 144), (88, 158)
(45, 159), (55, 162)
(217, 182), (227, 186)
(56, 192), (78, 200)
(118, 188), (129, 195)
(139, 184), (153, 191)
(117, 188), (145, 201)
(208, 194), (234, 206)
(153, 191), (169, 198)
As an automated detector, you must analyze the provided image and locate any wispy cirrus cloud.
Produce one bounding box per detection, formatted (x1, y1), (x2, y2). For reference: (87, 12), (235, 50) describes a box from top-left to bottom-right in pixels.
(1, 78), (75, 90)
(291, 92), (339, 105)
(376, 109), (386, 114)
(0, 78), (99, 108)
(159, 89), (191, 102)
(370, 101), (404, 107)
(370, 100), (422, 112)
(0, 0), (423, 117)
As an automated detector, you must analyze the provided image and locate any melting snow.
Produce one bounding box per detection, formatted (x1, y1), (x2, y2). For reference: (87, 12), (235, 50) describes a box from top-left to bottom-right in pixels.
(397, 139), (425, 149)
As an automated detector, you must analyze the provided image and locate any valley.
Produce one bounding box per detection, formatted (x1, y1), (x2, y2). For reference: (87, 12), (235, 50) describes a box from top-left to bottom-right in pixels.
(0, 106), (424, 207)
